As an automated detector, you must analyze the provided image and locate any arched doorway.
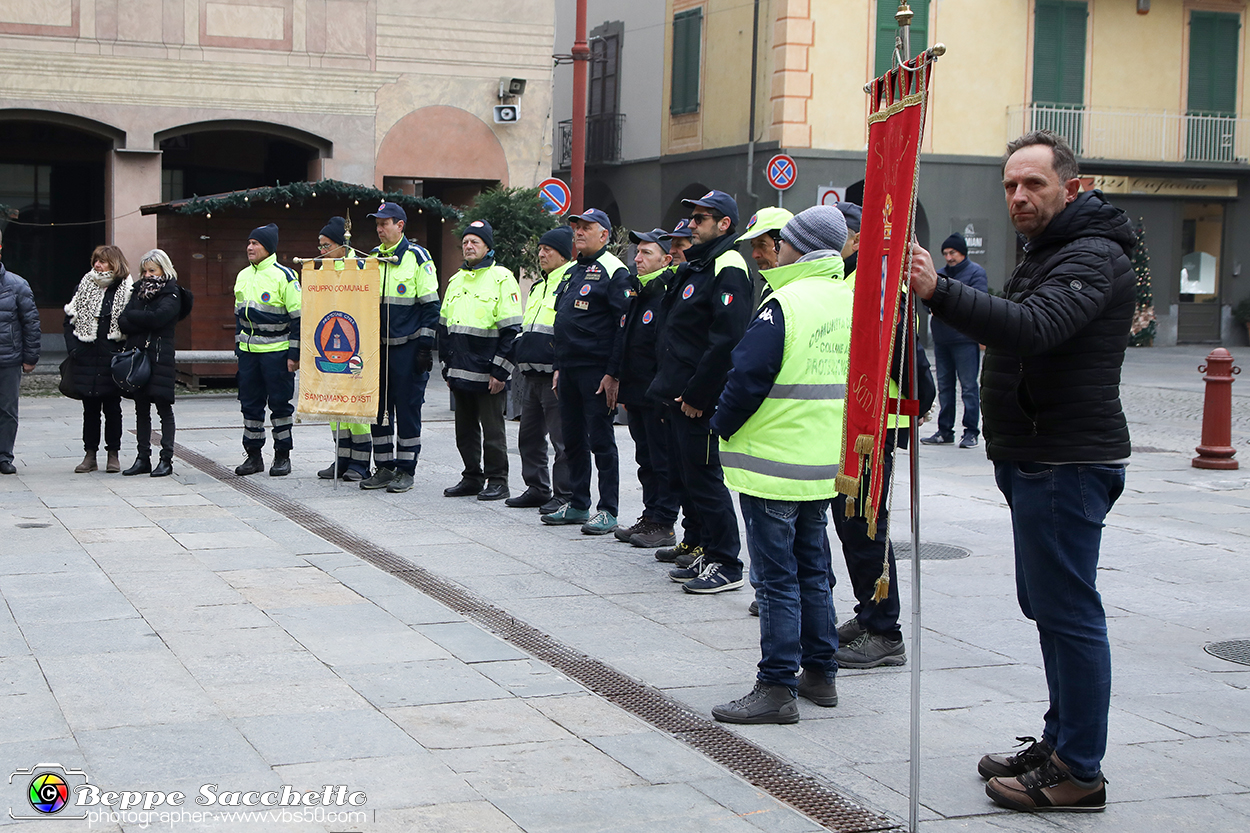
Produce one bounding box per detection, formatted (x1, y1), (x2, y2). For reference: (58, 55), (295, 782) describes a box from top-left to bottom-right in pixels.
(156, 121), (329, 202)
(0, 113), (113, 311)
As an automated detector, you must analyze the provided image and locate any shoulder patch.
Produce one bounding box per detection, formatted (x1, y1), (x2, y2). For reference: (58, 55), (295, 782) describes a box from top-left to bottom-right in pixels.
(757, 307), (775, 324)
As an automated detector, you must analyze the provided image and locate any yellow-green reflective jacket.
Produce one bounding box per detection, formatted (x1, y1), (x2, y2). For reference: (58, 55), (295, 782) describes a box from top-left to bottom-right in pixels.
(234, 253), (301, 356)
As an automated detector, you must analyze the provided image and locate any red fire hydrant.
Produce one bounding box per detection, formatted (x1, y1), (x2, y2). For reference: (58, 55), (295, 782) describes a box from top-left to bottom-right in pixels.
(1192, 347), (1240, 470)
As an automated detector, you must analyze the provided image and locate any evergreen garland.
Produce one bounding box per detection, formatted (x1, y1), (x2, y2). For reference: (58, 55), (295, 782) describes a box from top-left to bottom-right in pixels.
(454, 186), (559, 279)
(171, 179), (460, 221)
(1128, 219), (1157, 347)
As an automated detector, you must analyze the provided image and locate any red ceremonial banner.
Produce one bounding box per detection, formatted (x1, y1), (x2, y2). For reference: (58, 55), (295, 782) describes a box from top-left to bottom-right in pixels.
(836, 53), (934, 540)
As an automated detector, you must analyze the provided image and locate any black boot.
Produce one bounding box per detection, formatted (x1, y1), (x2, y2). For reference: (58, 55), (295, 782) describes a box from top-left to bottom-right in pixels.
(269, 450), (291, 477)
(122, 455), (151, 476)
(151, 453), (173, 478)
(235, 451), (264, 476)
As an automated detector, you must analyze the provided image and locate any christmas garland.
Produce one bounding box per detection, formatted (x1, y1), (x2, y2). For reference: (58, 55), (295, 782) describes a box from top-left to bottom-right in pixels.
(172, 179), (460, 221)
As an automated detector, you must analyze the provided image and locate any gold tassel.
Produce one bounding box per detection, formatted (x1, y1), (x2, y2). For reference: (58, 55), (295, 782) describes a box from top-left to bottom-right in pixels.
(854, 434), (874, 454)
(835, 473), (859, 496)
(870, 554), (891, 602)
(845, 496), (856, 518)
(866, 503), (878, 540)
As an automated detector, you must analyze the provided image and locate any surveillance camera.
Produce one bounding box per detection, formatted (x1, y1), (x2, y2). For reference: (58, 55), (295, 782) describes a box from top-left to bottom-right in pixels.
(493, 105), (519, 124)
(499, 77), (527, 99)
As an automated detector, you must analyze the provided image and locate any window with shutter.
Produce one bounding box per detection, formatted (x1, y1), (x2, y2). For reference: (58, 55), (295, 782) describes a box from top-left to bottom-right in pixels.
(873, 0), (929, 79)
(671, 9), (702, 115)
(1031, 1), (1086, 152)
(1187, 11), (1241, 161)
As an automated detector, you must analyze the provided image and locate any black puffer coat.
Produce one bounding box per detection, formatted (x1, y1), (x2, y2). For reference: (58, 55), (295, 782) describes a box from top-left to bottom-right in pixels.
(118, 282), (183, 403)
(63, 281), (127, 399)
(923, 190), (1135, 462)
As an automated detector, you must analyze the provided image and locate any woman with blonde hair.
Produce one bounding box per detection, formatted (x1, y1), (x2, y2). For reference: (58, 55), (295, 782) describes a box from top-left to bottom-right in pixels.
(64, 245), (132, 473)
(118, 248), (186, 477)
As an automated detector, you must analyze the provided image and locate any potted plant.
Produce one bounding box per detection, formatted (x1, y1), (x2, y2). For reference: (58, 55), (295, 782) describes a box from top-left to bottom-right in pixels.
(1234, 297), (1250, 343)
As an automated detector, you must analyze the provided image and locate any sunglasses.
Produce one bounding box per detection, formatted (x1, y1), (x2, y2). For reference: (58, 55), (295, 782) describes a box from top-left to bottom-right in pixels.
(689, 213), (718, 226)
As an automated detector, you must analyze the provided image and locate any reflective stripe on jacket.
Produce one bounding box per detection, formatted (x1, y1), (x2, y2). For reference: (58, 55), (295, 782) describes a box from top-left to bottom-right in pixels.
(234, 253), (301, 357)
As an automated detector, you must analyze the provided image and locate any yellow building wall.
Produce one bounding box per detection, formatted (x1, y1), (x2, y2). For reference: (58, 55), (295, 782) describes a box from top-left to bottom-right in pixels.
(1088, 0), (1186, 113)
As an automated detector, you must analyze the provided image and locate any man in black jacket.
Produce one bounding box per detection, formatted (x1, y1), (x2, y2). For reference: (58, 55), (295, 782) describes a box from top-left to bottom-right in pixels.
(0, 231), (40, 475)
(650, 190), (753, 594)
(910, 131), (1134, 814)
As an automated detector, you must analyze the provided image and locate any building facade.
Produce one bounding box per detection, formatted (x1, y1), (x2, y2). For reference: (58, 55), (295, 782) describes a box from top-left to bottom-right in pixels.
(556, 0), (1250, 345)
(0, 0), (556, 326)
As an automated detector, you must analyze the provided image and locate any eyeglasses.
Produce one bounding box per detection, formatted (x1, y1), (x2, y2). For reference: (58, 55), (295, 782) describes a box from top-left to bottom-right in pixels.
(317, 243), (333, 252)
(689, 213), (717, 226)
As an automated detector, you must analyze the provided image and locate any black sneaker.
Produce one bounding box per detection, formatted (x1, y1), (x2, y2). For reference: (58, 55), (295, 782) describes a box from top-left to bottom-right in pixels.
(360, 468), (397, 490)
(655, 541), (698, 563)
(674, 546), (704, 569)
(317, 462), (339, 480)
(836, 617), (867, 645)
(614, 517), (648, 543)
(985, 754), (1106, 813)
(629, 521), (676, 549)
(682, 562), (744, 594)
(748, 599), (759, 617)
(386, 471), (415, 493)
(978, 736), (1055, 780)
(538, 496), (567, 515)
(959, 433), (979, 449)
(834, 632), (906, 668)
(712, 682), (799, 725)
(920, 432), (954, 445)
(797, 669), (838, 707)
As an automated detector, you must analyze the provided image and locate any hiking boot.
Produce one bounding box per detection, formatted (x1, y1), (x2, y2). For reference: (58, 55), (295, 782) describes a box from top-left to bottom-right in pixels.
(655, 541), (698, 563)
(668, 552), (704, 582)
(836, 617), (867, 645)
(541, 504), (590, 525)
(986, 753), (1106, 813)
(538, 496), (567, 515)
(978, 736), (1055, 780)
(505, 487), (552, 508)
(630, 521), (676, 549)
(74, 453), (97, 474)
(835, 632), (906, 668)
(920, 432), (954, 445)
(386, 471), (415, 493)
(674, 545), (704, 568)
(959, 433), (979, 449)
(614, 517), (648, 543)
(234, 452), (264, 476)
(797, 669), (839, 707)
(712, 682), (799, 725)
(106, 451), (121, 473)
(581, 511), (617, 535)
(443, 477), (482, 497)
(361, 468), (398, 490)
(317, 462), (340, 480)
(123, 455), (152, 476)
(269, 451), (291, 477)
(682, 561), (744, 594)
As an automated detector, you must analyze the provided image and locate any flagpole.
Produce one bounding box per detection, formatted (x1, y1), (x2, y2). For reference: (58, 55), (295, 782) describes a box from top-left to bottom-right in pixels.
(891, 3), (924, 832)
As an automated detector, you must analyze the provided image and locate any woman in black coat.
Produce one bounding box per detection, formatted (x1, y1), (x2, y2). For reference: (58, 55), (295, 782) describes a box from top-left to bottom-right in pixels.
(64, 245), (132, 473)
(118, 249), (184, 477)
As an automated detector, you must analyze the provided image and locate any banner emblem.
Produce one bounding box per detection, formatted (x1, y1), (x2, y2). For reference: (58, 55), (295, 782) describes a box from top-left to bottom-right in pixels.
(314, 312), (361, 374)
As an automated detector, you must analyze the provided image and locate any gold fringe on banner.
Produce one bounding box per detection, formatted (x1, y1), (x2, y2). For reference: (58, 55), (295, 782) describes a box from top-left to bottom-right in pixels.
(854, 434), (875, 454)
(835, 473), (860, 496)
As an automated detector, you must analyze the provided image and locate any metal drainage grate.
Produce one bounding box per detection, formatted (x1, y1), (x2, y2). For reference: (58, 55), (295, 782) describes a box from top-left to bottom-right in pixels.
(890, 541), (971, 560)
(1204, 639), (1250, 667)
(171, 441), (900, 833)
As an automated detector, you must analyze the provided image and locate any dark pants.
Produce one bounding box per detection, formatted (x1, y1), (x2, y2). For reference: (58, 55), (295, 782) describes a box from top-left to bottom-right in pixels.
(995, 460), (1124, 782)
(518, 373), (570, 499)
(134, 396), (175, 459)
(453, 388), (508, 487)
(558, 365), (619, 515)
(331, 422), (372, 478)
(237, 351), (294, 452)
(625, 403), (679, 525)
(0, 364), (19, 464)
(371, 341), (429, 475)
(82, 395), (123, 452)
(742, 495), (838, 691)
(666, 405), (741, 572)
(831, 440), (901, 641)
(934, 340), (980, 439)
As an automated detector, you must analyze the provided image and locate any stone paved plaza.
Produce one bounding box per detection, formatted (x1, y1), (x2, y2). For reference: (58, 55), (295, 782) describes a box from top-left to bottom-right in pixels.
(1, 346), (1247, 832)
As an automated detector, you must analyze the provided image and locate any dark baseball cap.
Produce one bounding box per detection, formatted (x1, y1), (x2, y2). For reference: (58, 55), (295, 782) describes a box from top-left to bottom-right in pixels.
(628, 228), (672, 253)
(368, 201), (407, 222)
(661, 218), (693, 240)
(836, 202), (863, 233)
(681, 189), (739, 226)
(566, 207), (612, 233)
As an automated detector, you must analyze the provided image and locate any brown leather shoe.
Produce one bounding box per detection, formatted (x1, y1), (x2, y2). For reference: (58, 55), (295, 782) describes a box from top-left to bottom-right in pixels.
(986, 752), (1106, 813)
(106, 451), (121, 473)
(74, 453), (98, 473)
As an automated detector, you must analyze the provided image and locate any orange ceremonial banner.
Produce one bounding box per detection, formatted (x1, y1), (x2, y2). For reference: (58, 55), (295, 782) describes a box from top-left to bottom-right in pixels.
(297, 259), (380, 420)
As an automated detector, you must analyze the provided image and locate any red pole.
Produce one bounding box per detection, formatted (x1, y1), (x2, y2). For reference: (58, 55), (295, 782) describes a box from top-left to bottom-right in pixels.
(1192, 347), (1240, 470)
(570, 0), (589, 214)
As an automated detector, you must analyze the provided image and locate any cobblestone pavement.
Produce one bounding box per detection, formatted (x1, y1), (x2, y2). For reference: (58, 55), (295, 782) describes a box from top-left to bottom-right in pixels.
(1, 345), (1247, 832)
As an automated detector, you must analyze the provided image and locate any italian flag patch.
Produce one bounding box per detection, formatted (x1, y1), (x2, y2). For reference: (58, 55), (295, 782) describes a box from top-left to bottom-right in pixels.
(720, 292), (733, 306)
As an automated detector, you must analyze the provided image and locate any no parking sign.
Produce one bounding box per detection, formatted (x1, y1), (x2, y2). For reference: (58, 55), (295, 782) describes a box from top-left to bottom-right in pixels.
(538, 178), (571, 215)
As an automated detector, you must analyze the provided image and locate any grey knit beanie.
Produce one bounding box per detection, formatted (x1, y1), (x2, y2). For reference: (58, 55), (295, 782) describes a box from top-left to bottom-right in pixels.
(779, 205), (848, 256)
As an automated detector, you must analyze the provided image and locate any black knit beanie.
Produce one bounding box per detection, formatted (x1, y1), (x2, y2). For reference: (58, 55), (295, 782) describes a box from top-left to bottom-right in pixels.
(539, 226), (573, 260)
(249, 223), (279, 256)
(941, 233), (968, 257)
(320, 217), (347, 246)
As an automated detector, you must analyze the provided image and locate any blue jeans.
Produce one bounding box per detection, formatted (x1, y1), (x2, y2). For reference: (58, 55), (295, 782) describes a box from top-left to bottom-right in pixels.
(934, 340), (980, 438)
(741, 494), (838, 692)
(994, 461), (1125, 782)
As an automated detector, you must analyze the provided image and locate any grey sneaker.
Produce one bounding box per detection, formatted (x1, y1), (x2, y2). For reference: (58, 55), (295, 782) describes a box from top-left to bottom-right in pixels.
(836, 617), (867, 645)
(682, 561), (744, 594)
(541, 504), (590, 525)
(797, 669), (839, 707)
(978, 736), (1055, 780)
(581, 511), (618, 535)
(360, 468), (397, 490)
(835, 632), (906, 668)
(614, 517), (647, 543)
(629, 521), (676, 549)
(712, 682), (799, 725)
(386, 471), (414, 493)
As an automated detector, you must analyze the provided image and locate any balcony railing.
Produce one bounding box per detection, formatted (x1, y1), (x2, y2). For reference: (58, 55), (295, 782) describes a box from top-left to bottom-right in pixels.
(557, 113), (626, 169)
(1008, 104), (1248, 164)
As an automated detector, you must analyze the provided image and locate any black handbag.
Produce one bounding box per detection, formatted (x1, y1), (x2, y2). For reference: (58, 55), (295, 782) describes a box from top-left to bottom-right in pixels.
(58, 354), (82, 400)
(111, 338), (153, 395)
